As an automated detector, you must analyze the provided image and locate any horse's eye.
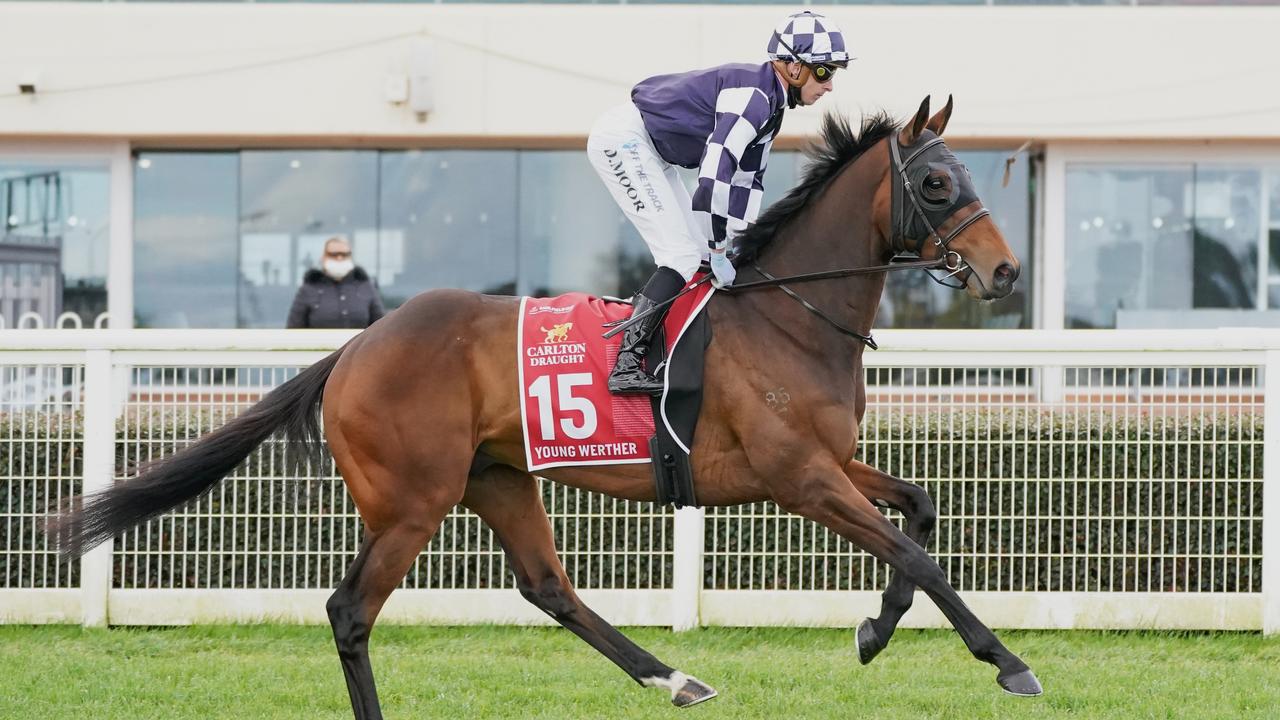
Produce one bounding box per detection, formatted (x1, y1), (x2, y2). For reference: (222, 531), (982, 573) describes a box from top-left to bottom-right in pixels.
(920, 173), (953, 205)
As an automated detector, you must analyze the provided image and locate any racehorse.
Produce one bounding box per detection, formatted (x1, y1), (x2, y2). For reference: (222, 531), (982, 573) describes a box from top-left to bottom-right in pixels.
(55, 96), (1040, 719)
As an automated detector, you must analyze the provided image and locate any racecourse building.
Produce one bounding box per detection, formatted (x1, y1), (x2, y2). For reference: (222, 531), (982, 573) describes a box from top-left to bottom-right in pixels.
(2, 2), (1278, 334)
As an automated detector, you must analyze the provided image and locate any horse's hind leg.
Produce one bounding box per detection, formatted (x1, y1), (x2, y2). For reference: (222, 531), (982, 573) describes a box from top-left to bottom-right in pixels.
(327, 468), (465, 720)
(777, 466), (1042, 697)
(327, 524), (437, 720)
(462, 464), (718, 708)
(843, 459), (937, 665)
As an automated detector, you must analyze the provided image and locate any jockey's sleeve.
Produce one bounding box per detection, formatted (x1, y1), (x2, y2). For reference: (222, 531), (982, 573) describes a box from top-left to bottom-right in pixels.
(691, 86), (776, 250)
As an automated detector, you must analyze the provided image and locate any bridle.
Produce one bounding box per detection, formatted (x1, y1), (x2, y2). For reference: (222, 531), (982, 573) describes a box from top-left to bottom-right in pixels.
(602, 133), (993, 349)
(724, 133), (992, 347)
(887, 135), (990, 290)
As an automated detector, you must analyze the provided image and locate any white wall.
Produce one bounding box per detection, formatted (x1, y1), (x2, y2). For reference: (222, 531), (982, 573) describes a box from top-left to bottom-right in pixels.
(1, 3), (1277, 144)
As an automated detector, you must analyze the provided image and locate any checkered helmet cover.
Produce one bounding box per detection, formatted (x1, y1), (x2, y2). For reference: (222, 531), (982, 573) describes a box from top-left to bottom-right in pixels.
(765, 11), (850, 65)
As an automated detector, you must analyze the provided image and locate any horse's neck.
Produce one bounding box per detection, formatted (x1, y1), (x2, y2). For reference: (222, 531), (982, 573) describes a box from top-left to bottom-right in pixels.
(738, 148), (889, 361)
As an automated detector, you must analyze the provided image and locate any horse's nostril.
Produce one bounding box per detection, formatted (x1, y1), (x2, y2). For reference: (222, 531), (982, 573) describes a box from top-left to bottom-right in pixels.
(994, 263), (1017, 288)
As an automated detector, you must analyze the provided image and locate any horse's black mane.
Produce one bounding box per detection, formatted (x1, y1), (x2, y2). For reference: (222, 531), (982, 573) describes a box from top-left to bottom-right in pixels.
(734, 112), (899, 263)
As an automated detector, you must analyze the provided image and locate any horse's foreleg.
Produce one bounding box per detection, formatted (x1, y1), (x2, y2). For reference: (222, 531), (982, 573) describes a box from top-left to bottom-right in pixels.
(778, 469), (1042, 696)
(843, 460), (937, 665)
(462, 465), (717, 708)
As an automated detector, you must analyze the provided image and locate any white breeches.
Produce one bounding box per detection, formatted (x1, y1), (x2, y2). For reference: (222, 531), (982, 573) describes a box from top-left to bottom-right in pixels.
(587, 102), (706, 282)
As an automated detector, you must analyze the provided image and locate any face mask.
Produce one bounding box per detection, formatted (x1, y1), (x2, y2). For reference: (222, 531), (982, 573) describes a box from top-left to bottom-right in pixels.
(323, 258), (354, 280)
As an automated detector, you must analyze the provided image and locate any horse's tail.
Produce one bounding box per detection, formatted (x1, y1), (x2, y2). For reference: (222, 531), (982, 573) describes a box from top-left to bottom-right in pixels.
(52, 346), (347, 559)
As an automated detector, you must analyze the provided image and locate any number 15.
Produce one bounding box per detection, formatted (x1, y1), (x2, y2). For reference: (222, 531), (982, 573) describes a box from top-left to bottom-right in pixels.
(528, 373), (598, 441)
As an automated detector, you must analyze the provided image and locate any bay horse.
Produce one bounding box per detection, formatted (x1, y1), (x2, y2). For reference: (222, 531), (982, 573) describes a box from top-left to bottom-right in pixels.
(55, 96), (1041, 719)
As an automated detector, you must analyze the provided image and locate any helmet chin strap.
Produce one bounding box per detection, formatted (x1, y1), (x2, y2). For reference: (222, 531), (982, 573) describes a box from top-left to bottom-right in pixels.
(787, 85), (803, 109)
(770, 60), (810, 108)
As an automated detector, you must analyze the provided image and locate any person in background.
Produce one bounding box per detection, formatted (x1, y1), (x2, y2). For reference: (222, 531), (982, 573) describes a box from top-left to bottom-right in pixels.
(287, 236), (385, 329)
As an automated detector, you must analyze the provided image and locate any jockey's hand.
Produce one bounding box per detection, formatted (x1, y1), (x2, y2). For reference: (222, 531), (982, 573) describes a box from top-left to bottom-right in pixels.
(709, 247), (736, 288)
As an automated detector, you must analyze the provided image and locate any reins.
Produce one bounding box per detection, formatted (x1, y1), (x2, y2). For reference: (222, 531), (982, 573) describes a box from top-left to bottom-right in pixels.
(721, 257), (953, 348)
(600, 255), (951, 345)
(726, 255), (949, 292)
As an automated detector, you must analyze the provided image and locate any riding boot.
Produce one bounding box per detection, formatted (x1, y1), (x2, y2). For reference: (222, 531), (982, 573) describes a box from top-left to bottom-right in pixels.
(608, 267), (685, 395)
(607, 295), (669, 395)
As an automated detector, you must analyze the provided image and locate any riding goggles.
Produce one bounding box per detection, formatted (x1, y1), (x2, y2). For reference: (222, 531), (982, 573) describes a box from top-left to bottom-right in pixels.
(810, 64), (839, 82)
(773, 36), (842, 83)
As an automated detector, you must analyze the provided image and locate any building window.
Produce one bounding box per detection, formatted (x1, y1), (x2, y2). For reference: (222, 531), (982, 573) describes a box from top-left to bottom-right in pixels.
(0, 165), (109, 329)
(131, 146), (1033, 329)
(134, 152), (239, 328)
(1066, 164), (1279, 329)
(239, 151), (379, 327)
(520, 150), (651, 299)
(1195, 167), (1263, 309)
(378, 151), (518, 303)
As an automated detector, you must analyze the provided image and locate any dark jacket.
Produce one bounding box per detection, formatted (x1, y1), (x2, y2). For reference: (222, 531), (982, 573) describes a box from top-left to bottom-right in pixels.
(286, 267), (386, 329)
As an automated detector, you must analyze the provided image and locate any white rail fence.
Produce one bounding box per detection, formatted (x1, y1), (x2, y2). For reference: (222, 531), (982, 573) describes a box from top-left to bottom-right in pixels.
(1, 329), (1276, 634)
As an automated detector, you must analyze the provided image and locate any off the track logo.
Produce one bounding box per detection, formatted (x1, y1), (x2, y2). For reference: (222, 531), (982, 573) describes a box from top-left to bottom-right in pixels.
(620, 140), (664, 213)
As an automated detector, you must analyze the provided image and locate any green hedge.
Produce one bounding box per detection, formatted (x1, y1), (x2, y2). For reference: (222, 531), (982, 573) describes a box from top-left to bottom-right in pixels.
(1, 409), (1264, 593)
(0, 410), (84, 589)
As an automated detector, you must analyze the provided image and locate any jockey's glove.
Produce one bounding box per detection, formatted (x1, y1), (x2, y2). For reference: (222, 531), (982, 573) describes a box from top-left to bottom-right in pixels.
(709, 246), (736, 288)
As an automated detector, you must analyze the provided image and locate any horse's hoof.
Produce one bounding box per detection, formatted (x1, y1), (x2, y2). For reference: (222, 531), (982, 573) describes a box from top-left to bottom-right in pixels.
(672, 676), (718, 708)
(645, 672), (718, 708)
(998, 668), (1043, 697)
(856, 618), (883, 665)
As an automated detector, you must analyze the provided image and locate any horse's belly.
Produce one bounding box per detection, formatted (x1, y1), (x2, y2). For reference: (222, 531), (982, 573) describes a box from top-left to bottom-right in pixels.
(536, 464), (657, 503)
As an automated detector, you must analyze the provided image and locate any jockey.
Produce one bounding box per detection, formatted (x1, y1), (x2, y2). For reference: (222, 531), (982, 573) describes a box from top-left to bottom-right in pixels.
(588, 10), (850, 395)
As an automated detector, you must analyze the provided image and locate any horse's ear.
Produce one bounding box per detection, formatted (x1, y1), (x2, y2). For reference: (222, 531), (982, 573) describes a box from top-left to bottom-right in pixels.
(899, 96), (931, 146)
(926, 94), (954, 136)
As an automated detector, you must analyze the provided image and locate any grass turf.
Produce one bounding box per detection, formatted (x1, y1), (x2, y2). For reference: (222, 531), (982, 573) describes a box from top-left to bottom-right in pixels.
(0, 625), (1276, 719)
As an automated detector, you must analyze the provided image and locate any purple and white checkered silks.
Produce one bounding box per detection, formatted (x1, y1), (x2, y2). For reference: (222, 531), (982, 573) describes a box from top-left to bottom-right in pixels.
(765, 11), (850, 65)
(691, 86), (778, 250)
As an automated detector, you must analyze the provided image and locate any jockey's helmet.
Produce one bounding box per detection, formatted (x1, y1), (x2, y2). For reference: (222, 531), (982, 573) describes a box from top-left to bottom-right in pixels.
(766, 11), (851, 67)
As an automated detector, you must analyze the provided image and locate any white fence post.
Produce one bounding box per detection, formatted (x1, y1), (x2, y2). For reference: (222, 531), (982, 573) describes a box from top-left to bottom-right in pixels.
(80, 349), (115, 627)
(1039, 366), (1064, 404)
(1264, 350), (1280, 635)
(671, 506), (704, 631)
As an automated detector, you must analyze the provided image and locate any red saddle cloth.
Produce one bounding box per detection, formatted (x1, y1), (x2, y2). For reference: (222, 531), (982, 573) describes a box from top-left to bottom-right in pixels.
(518, 277), (715, 471)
